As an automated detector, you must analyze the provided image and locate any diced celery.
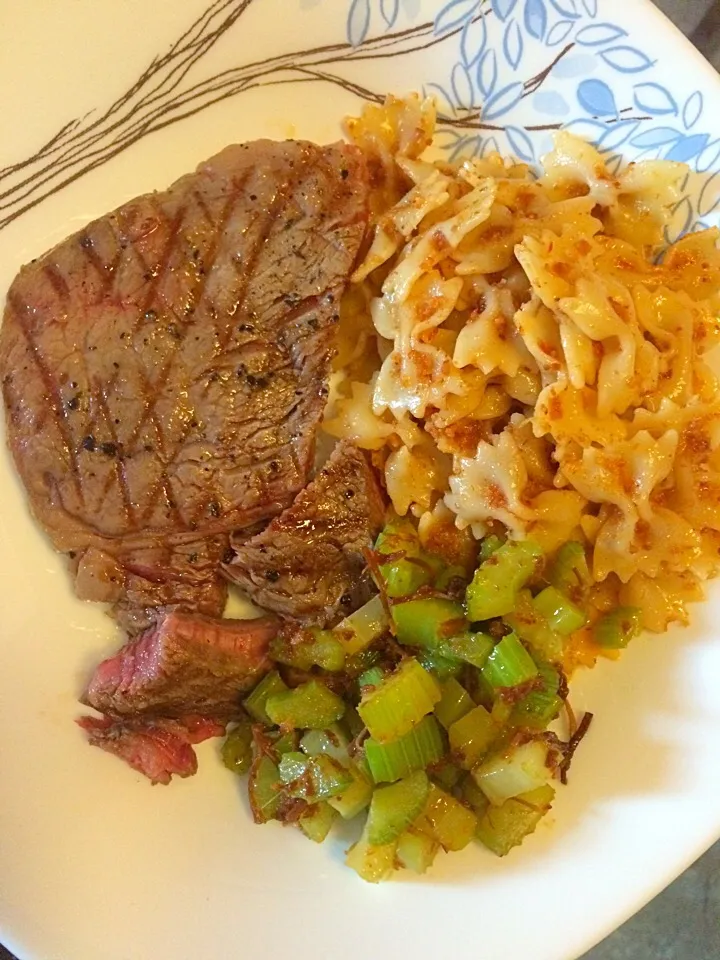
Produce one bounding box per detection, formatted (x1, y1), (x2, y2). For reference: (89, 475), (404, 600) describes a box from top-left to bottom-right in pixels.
(443, 630), (493, 668)
(421, 784), (477, 851)
(533, 586), (586, 636)
(270, 729), (300, 756)
(367, 770), (431, 845)
(357, 665), (386, 690)
(475, 784), (555, 856)
(334, 595), (389, 656)
(479, 534), (505, 563)
(434, 678), (474, 730)
(481, 633), (538, 690)
(265, 680), (345, 730)
(358, 658), (441, 742)
(436, 564), (468, 591)
(548, 541), (590, 596)
(458, 773), (490, 818)
(511, 661), (562, 729)
(345, 825), (397, 883)
(392, 598), (466, 649)
(473, 740), (552, 806)
(243, 670), (288, 723)
(416, 648), (463, 680)
(299, 725), (350, 765)
(448, 705), (496, 769)
(270, 629), (346, 672)
(593, 606), (642, 649)
(221, 721), (253, 775)
(466, 539), (543, 621)
(298, 802), (338, 843)
(279, 752), (353, 801)
(364, 715), (444, 783)
(396, 829), (440, 874)
(375, 518), (435, 598)
(429, 758), (463, 791)
(247, 755), (282, 823)
(328, 766), (373, 819)
(504, 590), (564, 663)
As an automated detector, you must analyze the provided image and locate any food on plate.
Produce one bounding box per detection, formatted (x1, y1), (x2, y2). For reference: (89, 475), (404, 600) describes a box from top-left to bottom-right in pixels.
(223, 440), (386, 624)
(2, 89), (720, 880)
(0, 139), (369, 636)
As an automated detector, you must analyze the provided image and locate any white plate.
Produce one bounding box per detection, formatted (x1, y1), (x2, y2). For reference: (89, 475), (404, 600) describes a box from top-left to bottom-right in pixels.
(1, 2), (720, 959)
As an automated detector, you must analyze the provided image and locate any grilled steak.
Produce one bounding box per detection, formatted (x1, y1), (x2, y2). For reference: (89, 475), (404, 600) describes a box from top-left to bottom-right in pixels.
(82, 610), (278, 718)
(0, 140), (369, 629)
(223, 441), (386, 625)
(77, 714), (226, 785)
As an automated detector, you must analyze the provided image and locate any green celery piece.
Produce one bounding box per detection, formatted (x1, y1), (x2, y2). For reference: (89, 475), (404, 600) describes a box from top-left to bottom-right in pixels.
(243, 670), (288, 724)
(299, 725), (350, 765)
(334, 595), (389, 656)
(357, 665), (386, 690)
(279, 753), (352, 801)
(594, 606), (642, 649)
(473, 740), (552, 806)
(429, 758), (463, 791)
(247, 756), (282, 823)
(392, 598), (466, 649)
(448, 705), (496, 769)
(434, 677), (474, 730)
(511, 661), (562, 730)
(364, 715), (444, 783)
(327, 766), (373, 819)
(421, 784), (477, 851)
(479, 534), (505, 563)
(443, 631), (493, 668)
(465, 539), (543, 621)
(270, 628), (345, 672)
(458, 773), (490, 818)
(504, 589), (564, 664)
(396, 829), (439, 874)
(366, 770), (431, 845)
(436, 564), (468, 591)
(358, 658), (441, 742)
(475, 784), (555, 856)
(416, 648), (463, 680)
(547, 541), (590, 596)
(221, 721), (253, 775)
(345, 825), (397, 883)
(265, 680), (345, 730)
(481, 633), (538, 691)
(533, 586), (586, 636)
(271, 730), (300, 756)
(298, 802), (338, 843)
(375, 518), (434, 598)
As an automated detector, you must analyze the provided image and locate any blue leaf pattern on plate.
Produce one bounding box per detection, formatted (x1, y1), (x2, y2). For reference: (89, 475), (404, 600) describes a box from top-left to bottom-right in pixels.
(333, 0), (720, 239)
(683, 91), (704, 130)
(575, 23), (627, 46)
(492, 0), (518, 23)
(347, 0), (370, 45)
(476, 48), (498, 98)
(460, 14), (487, 67)
(577, 79), (617, 118)
(666, 133), (710, 163)
(434, 0), (480, 35)
(506, 125), (536, 161)
(633, 83), (678, 117)
(523, 0), (547, 41)
(546, 19), (574, 46)
(483, 81), (524, 120)
(379, 0), (400, 27)
(503, 19), (523, 70)
(600, 45), (655, 73)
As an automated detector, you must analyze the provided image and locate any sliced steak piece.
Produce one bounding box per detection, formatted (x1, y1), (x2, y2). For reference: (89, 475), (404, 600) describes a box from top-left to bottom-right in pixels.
(82, 610), (278, 719)
(77, 714), (226, 785)
(0, 140), (369, 628)
(223, 441), (386, 625)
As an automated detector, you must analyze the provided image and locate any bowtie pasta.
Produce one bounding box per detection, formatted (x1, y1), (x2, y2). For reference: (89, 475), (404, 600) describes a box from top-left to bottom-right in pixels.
(327, 94), (720, 646)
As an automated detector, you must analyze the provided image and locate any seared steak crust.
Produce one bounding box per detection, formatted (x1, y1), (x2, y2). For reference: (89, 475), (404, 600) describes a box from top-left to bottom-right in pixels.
(0, 140), (369, 625)
(224, 441), (386, 625)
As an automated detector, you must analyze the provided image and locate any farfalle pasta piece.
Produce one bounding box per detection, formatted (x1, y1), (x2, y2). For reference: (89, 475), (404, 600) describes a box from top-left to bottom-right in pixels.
(385, 443), (451, 518)
(323, 381), (397, 451)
